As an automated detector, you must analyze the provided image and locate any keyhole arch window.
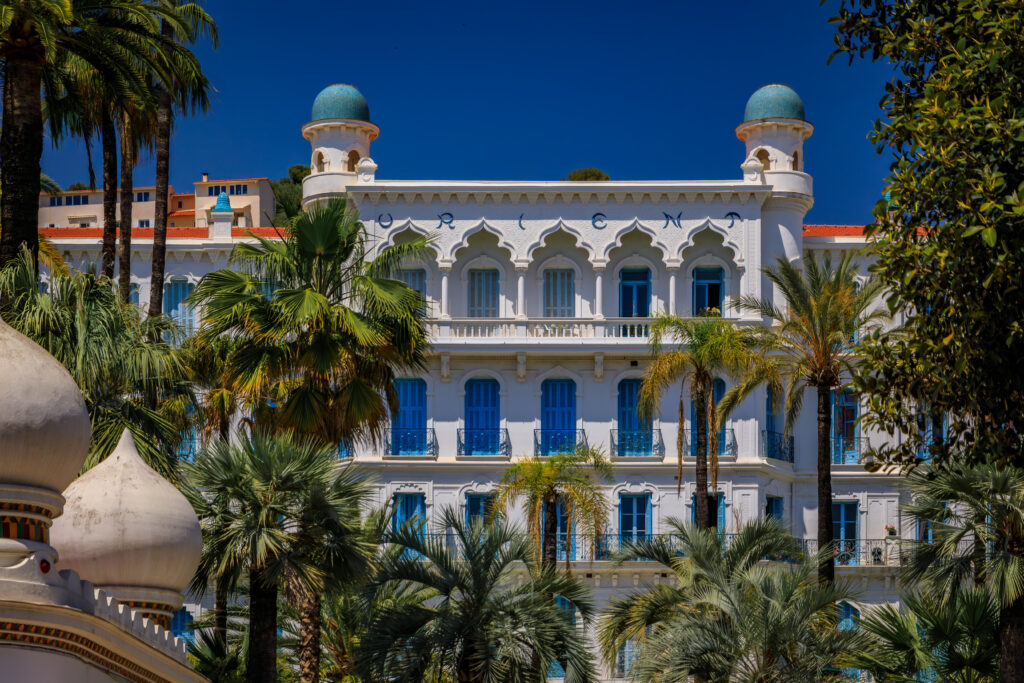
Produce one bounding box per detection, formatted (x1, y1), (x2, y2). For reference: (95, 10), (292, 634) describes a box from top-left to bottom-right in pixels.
(618, 267), (651, 318)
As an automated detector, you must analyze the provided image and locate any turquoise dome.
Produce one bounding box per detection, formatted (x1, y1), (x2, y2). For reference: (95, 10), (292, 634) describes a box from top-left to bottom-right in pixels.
(213, 192), (231, 212)
(743, 84), (805, 122)
(311, 84), (370, 122)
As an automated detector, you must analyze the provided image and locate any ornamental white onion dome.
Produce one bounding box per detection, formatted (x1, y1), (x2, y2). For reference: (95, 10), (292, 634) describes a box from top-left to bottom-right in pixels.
(50, 430), (202, 628)
(0, 317), (90, 494)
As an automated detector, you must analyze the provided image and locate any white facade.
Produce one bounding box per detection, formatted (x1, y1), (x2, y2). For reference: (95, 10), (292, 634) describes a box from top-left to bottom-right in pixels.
(44, 83), (904, 680)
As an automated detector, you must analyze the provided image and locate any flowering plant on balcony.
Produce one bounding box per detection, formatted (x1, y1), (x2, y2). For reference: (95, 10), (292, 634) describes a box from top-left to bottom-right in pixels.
(885, 524), (897, 536)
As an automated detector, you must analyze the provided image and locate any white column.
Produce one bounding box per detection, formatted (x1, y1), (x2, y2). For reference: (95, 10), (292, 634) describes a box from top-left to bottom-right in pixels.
(440, 267), (451, 320)
(515, 268), (527, 319)
(593, 266), (605, 319)
(668, 267), (678, 315)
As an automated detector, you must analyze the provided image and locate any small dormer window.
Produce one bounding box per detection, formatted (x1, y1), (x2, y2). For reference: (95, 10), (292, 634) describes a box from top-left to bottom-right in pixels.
(347, 150), (361, 173)
(756, 149), (771, 172)
(792, 150), (800, 171)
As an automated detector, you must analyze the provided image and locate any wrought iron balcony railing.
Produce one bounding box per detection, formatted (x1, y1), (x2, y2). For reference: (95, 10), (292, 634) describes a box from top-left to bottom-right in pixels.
(534, 429), (587, 456)
(403, 533), (903, 567)
(685, 428), (738, 458)
(457, 428), (512, 457)
(831, 436), (866, 465)
(610, 429), (665, 458)
(800, 538), (901, 567)
(387, 428), (438, 457)
(761, 430), (794, 463)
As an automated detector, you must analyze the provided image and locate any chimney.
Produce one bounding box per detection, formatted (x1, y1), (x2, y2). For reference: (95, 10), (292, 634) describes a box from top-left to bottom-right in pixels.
(201, 172), (209, 182)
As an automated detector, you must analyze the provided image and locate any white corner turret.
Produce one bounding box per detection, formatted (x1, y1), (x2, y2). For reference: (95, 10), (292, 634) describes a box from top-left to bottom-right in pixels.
(302, 83), (380, 207)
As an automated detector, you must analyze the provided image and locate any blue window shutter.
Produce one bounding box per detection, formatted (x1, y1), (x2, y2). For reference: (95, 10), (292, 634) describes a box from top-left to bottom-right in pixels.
(468, 269), (499, 317)
(838, 601), (859, 631)
(466, 493), (494, 526)
(617, 379), (643, 431)
(541, 379), (575, 431)
(766, 386), (778, 434)
(716, 493), (725, 531)
(766, 496), (783, 521)
(543, 269), (575, 317)
(163, 279), (195, 333)
(465, 379), (499, 431)
(398, 268), (426, 310)
(619, 494), (651, 538)
(394, 379), (427, 455)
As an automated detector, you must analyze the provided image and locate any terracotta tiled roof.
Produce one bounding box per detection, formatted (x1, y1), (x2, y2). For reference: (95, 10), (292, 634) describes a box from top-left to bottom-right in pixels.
(169, 210), (195, 217)
(40, 226), (283, 239)
(803, 224), (866, 237)
(194, 178), (269, 184)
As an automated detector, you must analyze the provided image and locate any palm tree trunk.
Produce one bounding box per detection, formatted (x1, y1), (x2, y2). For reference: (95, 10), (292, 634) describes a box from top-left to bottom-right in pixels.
(214, 574), (228, 648)
(297, 590), (322, 683)
(118, 115), (134, 302)
(694, 389), (711, 530)
(1001, 595), (1024, 681)
(542, 494), (558, 570)
(0, 53), (43, 273)
(149, 18), (174, 320)
(247, 566), (278, 683)
(817, 385), (835, 584)
(101, 112), (118, 278)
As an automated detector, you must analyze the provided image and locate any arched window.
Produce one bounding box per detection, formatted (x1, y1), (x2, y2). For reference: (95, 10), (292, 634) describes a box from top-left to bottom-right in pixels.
(539, 379), (577, 455)
(467, 268), (499, 317)
(755, 148), (771, 171)
(543, 268), (575, 317)
(791, 150), (800, 171)
(832, 389), (859, 464)
(164, 278), (195, 334)
(347, 149), (361, 172)
(392, 378), (427, 455)
(313, 151), (327, 173)
(693, 267), (724, 316)
(464, 378), (500, 455)
(619, 268), (651, 317)
(617, 378), (652, 456)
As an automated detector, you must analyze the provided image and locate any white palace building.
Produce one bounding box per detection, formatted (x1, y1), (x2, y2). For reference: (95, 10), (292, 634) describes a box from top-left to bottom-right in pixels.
(45, 82), (903, 680)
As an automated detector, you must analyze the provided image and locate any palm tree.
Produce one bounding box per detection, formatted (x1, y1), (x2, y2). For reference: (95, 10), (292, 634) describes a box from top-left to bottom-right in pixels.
(186, 431), (371, 683)
(189, 197), (430, 450)
(493, 445), (613, 570)
(599, 518), (860, 681)
(0, 172), (66, 275)
(0, 0), (200, 272)
(0, 248), (187, 473)
(844, 588), (999, 682)
(902, 464), (1024, 675)
(637, 313), (764, 529)
(726, 252), (885, 581)
(357, 505), (597, 682)
(149, 4), (217, 319)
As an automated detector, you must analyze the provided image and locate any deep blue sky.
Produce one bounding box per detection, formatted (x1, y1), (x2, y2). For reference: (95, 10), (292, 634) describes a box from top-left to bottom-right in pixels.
(42, 1), (893, 224)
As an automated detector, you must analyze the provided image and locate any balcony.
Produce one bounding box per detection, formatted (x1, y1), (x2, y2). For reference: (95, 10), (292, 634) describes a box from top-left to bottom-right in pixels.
(831, 436), (866, 465)
(534, 429), (587, 456)
(761, 430), (794, 463)
(610, 429), (665, 458)
(387, 428), (438, 457)
(684, 428), (738, 458)
(802, 538), (901, 567)
(457, 428), (511, 457)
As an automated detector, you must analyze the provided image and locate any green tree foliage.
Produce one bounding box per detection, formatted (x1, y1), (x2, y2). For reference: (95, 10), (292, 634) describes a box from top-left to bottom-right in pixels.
(639, 314), (766, 528)
(724, 253), (885, 581)
(186, 431), (371, 683)
(600, 518), (861, 680)
(830, 1), (1024, 472)
(846, 588), (999, 682)
(565, 167), (609, 181)
(357, 505), (597, 682)
(270, 164), (311, 225)
(0, 249), (188, 474)
(189, 197), (429, 450)
(67, 181), (89, 191)
(493, 446), (613, 570)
